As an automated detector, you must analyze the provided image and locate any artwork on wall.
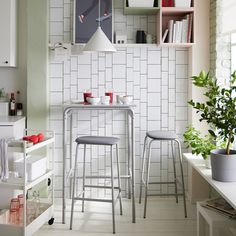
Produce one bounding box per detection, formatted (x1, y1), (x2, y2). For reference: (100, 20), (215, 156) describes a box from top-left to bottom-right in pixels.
(75, 0), (113, 43)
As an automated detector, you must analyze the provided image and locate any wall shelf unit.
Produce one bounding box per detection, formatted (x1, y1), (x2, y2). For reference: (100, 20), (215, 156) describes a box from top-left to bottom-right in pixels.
(114, 43), (159, 48)
(157, 0), (195, 46)
(162, 7), (194, 15)
(122, 0), (195, 47)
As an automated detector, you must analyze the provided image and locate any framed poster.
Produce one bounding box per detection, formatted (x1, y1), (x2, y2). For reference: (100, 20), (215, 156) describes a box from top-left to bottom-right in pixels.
(74, 0), (113, 43)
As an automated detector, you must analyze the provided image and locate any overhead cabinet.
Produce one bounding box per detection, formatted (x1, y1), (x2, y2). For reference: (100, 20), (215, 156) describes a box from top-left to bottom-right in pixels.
(0, 0), (17, 67)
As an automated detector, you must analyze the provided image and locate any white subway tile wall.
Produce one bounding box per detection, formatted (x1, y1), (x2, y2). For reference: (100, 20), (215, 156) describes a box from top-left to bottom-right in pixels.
(49, 0), (189, 198)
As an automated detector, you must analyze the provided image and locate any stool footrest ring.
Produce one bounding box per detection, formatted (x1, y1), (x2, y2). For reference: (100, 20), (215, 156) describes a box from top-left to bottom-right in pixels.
(84, 185), (120, 190)
(74, 197), (113, 203)
(73, 175), (131, 179)
(147, 193), (184, 197)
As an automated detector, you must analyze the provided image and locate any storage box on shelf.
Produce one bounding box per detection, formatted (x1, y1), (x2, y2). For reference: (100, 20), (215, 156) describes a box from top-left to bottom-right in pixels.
(174, 0), (192, 8)
(124, 0), (159, 15)
(0, 129), (55, 236)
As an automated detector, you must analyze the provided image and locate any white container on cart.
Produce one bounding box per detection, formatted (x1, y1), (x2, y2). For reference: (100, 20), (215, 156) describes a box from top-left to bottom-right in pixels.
(14, 155), (47, 181)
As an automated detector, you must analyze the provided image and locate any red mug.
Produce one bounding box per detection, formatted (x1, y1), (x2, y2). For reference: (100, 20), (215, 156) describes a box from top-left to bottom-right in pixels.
(105, 92), (113, 104)
(83, 91), (92, 103)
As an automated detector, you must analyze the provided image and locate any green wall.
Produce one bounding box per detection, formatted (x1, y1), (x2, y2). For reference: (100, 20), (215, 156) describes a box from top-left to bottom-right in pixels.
(27, 0), (48, 130)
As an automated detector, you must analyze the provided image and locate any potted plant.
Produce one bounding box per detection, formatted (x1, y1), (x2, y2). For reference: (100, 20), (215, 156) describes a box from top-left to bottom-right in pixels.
(0, 88), (7, 102)
(184, 126), (216, 168)
(188, 71), (236, 182)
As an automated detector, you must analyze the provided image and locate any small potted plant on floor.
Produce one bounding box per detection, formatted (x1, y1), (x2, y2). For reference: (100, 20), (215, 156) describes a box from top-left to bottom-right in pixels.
(188, 71), (236, 182)
(184, 126), (216, 168)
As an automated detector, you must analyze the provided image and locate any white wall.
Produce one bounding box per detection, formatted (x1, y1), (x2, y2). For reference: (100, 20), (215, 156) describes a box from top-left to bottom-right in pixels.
(222, 0), (236, 34)
(49, 0), (189, 197)
(0, 0), (27, 112)
(189, 0), (210, 133)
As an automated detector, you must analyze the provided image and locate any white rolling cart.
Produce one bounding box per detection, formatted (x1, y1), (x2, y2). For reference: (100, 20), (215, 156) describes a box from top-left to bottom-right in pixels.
(0, 129), (55, 236)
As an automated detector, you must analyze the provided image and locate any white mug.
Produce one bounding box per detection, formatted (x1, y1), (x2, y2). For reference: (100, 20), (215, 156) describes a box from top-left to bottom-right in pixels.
(116, 95), (122, 104)
(146, 34), (152, 44)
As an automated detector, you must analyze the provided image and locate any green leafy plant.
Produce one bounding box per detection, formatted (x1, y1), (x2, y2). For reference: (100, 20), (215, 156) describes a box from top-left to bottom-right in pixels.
(184, 126), (216, 160)
(0, 88), (4, 98)
(188, 71), (236, 155)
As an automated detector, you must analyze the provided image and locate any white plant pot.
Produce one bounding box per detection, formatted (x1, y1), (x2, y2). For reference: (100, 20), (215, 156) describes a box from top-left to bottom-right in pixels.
(211, 149), (236, 182)
(174, 0), (191, 8)
(128, 0), (155, 8)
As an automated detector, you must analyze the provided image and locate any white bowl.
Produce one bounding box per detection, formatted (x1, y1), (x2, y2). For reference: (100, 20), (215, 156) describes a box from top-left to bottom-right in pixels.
(120, 96), (133, 105)
(86, 97), (100, 105)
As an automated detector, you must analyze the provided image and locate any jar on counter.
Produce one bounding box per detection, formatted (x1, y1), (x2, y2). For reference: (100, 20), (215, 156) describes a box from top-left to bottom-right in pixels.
(17, 103), (23, 116)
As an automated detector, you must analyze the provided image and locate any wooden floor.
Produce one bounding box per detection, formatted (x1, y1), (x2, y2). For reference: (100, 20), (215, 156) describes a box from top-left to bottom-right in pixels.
(34, 198), (197, 236)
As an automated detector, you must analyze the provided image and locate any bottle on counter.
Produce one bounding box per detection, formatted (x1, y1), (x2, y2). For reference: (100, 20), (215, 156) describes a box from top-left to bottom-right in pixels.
(9, 92), (16, 116)
(16, 91), (23, 116)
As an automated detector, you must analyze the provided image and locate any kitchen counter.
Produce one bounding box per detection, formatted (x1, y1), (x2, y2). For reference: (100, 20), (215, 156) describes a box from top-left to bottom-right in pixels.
(0, 116), (25, 126)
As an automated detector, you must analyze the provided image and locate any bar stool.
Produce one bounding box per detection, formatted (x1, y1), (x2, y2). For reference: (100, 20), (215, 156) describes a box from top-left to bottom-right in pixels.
(70, 136), (123, 234)
(139, 130), (187, 218)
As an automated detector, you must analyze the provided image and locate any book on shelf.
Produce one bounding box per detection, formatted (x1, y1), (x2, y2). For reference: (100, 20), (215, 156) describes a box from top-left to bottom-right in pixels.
(187, 13), (193, 43)
(167, 20), (174, 43)
(182, 19), (188, 43)
(201, 198), (236, 219)
(173, 23), (176, 43)
(165, 13), (193, 44)
(176, 21), (183, 43)
(162, 29), (169, 42)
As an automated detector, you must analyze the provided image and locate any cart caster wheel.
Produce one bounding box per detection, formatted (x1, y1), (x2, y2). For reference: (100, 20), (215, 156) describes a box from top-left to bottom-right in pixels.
(48, 218), (54, 225)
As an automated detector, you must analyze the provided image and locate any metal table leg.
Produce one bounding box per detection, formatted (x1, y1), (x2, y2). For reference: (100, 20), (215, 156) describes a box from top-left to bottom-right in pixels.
(129, 109), (136, 223)
(127, 112), (131, 199)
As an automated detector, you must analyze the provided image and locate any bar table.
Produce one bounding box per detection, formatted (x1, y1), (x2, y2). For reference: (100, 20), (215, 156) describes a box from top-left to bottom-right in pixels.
(62, 102), (136, 224)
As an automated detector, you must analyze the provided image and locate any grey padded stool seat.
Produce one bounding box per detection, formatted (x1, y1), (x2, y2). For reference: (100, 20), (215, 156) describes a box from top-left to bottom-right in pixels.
(139, 130), (187, 218)
(76, 136), (119, 145)
(70, 136), (122, 234)
(147, 130), (178, 140)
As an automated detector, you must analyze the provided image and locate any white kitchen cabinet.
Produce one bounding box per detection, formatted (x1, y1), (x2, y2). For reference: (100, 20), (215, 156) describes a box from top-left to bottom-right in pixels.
(0, 0), (17, 67)
(0, 116), (25, 139)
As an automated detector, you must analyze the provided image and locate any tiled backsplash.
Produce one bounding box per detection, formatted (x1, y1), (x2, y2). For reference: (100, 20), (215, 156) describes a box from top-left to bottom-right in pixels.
(49, 0), (189, 197)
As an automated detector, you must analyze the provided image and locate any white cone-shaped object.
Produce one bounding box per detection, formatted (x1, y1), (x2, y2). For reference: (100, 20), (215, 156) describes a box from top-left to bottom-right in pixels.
(83, 26), (116, 53)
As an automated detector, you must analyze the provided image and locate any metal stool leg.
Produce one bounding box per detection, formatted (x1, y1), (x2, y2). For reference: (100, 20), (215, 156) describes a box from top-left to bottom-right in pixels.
(70, 144), (79, 230)
(110, 145), (116, 234)
(82, 144), (86, 212)
(171, 141), (178, 203)
(144, 140), (153, 218)
(139, 135), (148, 204)
(116, 144), (123, 215)
(175, 139), (187, 218)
